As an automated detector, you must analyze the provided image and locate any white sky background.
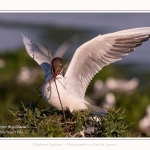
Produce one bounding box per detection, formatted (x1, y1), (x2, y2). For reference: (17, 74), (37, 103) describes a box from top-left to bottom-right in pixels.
(0, 0), (150, 11)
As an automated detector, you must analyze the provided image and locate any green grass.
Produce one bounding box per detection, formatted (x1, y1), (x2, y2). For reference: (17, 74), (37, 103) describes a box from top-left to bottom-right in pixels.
(0, 49), (150, 137)
(1, 98), (133, 137)
(0, 49), (49, 124)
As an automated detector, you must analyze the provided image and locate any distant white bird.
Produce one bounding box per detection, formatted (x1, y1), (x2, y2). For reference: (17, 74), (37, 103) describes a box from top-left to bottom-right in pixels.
(102, 92), (116, 108)
(106, 77), (139, 92)
(139, 105), (150, 135)
(0, 58), (5, 68)
(21, 27), (150, 116)
(92, 80), (108, 98)
(16, 66), (40, 85)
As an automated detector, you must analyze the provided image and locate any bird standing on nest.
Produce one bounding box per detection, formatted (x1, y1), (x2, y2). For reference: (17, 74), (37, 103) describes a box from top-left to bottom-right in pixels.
(22, 27), (150, 116)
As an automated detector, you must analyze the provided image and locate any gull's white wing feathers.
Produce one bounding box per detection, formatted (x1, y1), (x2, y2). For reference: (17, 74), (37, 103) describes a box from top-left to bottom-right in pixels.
(65, 27), (150, 98)
(35, 41), (53, 59)
(21, 34), (52, 78)
(53, 34), (79, 58)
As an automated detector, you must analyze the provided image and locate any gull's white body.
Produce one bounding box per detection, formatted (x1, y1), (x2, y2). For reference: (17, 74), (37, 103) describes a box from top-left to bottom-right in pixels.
(22, 27), (150, 116)
(42, 75), (88, 112)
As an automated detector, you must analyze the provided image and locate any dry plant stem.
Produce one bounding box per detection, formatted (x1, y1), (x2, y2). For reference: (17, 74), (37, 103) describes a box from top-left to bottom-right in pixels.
(53, 78), (69, 134)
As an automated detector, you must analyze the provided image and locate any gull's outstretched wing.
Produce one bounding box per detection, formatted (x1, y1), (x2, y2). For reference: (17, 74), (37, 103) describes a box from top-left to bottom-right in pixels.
(64, 27), (150, 98)
(21, 34), (52, 78)
(35, 42), (53, 59)
(53, 34), (79, 58)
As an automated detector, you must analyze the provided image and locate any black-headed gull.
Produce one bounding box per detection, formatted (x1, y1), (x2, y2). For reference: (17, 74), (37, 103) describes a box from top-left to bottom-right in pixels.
(21, 27), (150, 116)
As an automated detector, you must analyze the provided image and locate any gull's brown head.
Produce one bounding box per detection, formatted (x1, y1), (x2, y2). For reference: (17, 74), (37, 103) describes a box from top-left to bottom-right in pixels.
(52, 57), (63, 76)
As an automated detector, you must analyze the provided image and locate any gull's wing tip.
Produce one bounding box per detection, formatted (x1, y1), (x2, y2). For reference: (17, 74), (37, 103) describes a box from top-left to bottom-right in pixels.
(21, 33), (29, 41)
(21, 33), (27, 42)
(21, 33), (31, 45)
(21, 33), (25, 38)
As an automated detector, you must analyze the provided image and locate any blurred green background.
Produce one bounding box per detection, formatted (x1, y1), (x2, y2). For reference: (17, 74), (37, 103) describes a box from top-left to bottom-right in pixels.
(0, 13), (150, 137)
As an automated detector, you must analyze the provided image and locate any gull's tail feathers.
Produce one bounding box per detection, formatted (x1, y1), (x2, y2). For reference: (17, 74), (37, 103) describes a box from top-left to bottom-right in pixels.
(84, 102), (107, 117)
